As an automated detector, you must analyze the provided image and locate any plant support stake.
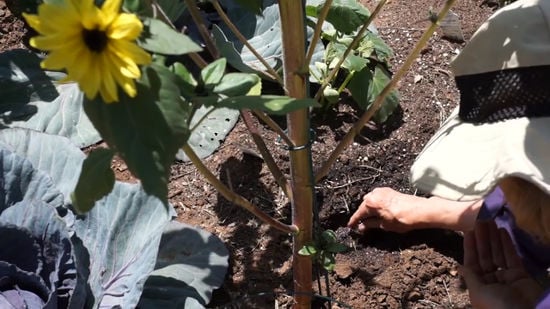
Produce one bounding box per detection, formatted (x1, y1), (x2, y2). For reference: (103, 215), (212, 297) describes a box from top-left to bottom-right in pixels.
(279, 0), (314, 308)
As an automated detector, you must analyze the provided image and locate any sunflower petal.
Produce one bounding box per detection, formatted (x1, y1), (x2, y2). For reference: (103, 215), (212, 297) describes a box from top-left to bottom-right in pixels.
(101, 0), (122, 25)
(108, 13), (142, 40)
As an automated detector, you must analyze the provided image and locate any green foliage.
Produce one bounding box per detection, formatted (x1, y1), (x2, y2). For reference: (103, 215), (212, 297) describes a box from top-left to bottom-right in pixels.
(299, 229), (348, 272)
(83, 64), (192, 203)
(348, 66), (399, 123)
(216, 95), (320, 114)
(0, 128), (171, 307)
(232, 0), (264, 15)
(307, 0), (371, 34)
(307, 0), (399, 121)
(0, 50), (101, 147)
(139, 18), (202, 55)
(71, 148), (115, 213)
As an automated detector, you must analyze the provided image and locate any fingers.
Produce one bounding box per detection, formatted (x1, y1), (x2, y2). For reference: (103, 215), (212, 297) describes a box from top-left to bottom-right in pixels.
(459, 265), (482, 291)
(499, 228), (523, 269)
(488, 221), (506, 270)
(347, 192), (382, 228)
(474, 221), (497, 273)
(463, 230), (481, 272)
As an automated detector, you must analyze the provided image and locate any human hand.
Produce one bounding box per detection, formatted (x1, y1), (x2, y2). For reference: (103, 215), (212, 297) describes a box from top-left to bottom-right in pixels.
(460, 221), (543, 309)
(347, 187), (426, 233)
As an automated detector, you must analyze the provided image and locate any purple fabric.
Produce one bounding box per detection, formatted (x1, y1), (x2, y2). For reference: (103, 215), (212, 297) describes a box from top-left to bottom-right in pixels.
(478, 187), (550, 277)
(536, 290), (550, 309)
(478, 187), (550, 305)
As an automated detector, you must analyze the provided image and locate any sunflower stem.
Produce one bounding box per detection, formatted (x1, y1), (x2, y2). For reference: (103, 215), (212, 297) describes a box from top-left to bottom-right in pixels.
(304, 0), (333, 71)
(183, 144), (298, 234)
(241, 110), (292, 199)
(252, 110), (294, 146)
(184, 0), (220, 59)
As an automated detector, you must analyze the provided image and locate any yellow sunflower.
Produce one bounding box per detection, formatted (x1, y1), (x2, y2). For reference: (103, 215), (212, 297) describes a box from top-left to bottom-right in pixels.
(23, 0), (151, 103)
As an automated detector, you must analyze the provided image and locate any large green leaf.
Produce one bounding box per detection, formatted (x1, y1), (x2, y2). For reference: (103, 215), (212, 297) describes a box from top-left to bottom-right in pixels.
(139, 18), (202, 55)
(72, 182), (172, 308)
(213, 1), (324, 80)
(0, 148), (63, 211)
(213, 73), (260, 96)
(84, 64), (191, 201)
(175, 106), (239, 161)
(0, 50), (101, 148)
(306, 0), (371, 34)
(348, 66), (399, 123)
(0, 128), (86, 204)
(139, 221), (229, 307)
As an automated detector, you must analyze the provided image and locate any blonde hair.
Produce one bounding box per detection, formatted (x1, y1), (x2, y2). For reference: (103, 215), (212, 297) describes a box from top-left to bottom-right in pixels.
(499, 177), (550, 244)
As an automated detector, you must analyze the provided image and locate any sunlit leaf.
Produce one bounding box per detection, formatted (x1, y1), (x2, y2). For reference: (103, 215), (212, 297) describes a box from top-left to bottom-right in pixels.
(139, 18), (202, 55)
(216, 95), (320, 115)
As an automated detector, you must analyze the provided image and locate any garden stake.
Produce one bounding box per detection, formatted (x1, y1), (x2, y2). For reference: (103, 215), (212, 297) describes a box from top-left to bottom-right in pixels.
(279, 0), (314, 307)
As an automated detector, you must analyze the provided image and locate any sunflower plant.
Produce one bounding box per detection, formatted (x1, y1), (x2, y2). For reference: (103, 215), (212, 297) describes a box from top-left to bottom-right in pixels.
(2, 0), (459, 307)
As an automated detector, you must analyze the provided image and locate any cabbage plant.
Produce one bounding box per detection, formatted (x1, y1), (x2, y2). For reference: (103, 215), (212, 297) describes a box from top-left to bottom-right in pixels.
(0, 128), (228, 308)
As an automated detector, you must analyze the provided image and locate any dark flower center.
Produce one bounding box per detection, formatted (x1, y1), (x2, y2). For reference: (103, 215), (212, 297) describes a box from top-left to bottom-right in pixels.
(82, 28), (108, 52)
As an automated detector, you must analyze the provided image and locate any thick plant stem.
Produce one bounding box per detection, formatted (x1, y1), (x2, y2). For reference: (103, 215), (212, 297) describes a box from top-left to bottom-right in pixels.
(183, 144), (297, 234)
(241, 110), (292, 199)
(279, 1), (313, 308)
(315, 0), (457, 183)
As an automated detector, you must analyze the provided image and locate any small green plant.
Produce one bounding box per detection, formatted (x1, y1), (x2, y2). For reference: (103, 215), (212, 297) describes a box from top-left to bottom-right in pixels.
(299, 230), (349, 272)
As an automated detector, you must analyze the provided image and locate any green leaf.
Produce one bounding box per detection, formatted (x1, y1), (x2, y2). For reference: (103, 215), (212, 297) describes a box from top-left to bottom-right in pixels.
(233, 0), (264, 15)
(213, 73), (260, 96)
(321, 229), (338, 244)
(216, 95), (320, 115)
(323, 254), (336, 272)
(71, 148), (115, 214)
(139, 221), (229, 306)
(370, 66), (400, 123)
(73, 182), (172, 308)
(0, 147), (63, 212)
(201, 58), (227, 89)
(348, 65), (400, 123)
(307, 0), (371, 34)
(323, 86), (340, 104)
(139, 18), (202, 55)
(169, 62), (197, 98)
(298, 245), (318, 256)
(0, 128), (86, 205)
(84, 65), (191, 201)
(347, 66), (372, 109)
(175, 106), (240, 162)
(326, 242), (348, 253)
(212, 4), (325, 82)
(0, 50), (101, 148)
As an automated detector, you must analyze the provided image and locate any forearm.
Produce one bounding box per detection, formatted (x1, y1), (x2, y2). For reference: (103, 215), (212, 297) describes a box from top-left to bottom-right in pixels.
(414, 196), (483, 232)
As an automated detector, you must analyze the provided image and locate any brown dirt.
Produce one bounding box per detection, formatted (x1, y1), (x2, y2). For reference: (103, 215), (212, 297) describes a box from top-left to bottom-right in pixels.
(0, 1), (497, 308)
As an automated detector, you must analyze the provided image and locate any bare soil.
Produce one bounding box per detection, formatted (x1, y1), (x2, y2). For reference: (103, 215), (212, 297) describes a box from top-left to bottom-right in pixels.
(0, 1), (497, 308)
